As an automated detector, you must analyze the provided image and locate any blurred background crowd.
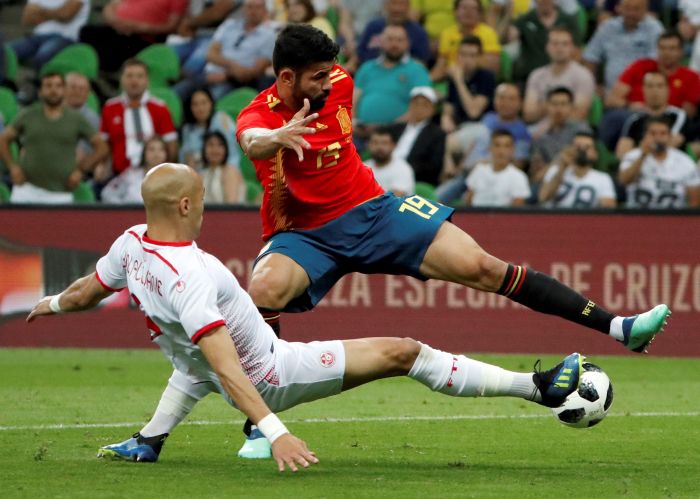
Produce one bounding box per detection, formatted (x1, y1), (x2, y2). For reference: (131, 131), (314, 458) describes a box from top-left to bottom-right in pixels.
(0, 0), (699, 209)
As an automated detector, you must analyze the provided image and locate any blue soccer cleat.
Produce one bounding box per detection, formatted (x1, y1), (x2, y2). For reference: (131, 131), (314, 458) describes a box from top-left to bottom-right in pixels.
(237, 428), (271, 459)
(97, 432), (167, 462)
(620, 304), (671, 353)
(532, 352), (584, 408)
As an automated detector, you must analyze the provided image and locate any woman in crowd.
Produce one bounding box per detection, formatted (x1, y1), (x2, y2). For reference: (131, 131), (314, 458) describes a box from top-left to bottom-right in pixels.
(285, 0), (335, 39)
(180, 88), (240, 171)
(200, 130), (245, 205)
(101, 136), (168, 204)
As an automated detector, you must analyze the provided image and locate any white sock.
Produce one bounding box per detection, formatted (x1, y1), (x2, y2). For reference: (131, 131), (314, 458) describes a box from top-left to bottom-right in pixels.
(609, 316), (625, 341)
(408, 343), (540, 401)
(140, 385), (199, 437)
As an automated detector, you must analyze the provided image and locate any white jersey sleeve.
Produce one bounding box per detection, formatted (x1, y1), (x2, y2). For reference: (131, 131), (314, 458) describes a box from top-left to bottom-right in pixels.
(169, 260), (226, 344)
(95, 232), (130, 292)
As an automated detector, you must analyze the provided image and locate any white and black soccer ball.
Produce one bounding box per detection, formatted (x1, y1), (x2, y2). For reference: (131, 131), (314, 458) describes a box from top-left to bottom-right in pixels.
(551, 362), (613, 428)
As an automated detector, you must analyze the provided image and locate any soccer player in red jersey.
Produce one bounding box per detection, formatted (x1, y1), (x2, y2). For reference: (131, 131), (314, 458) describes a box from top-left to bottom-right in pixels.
(99, 25), (670, 461)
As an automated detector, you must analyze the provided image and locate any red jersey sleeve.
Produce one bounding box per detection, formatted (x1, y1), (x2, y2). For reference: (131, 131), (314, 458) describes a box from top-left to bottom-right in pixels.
(149, 101), (177, 142)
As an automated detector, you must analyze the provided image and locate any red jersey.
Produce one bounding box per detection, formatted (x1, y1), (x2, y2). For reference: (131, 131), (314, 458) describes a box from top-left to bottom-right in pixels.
(618, 59), (700, 107)
(236, 65), (384, 241)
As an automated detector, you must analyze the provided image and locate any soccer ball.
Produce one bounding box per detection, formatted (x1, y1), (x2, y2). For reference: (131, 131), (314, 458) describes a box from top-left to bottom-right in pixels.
(551, 362), (613, 428)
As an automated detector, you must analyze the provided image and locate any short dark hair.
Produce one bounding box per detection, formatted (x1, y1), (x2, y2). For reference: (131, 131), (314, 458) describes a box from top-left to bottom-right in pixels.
(546, 86), (574, 102)
(460, 35), (483, 53)
(122, 58), (149, 75)
(40, 71), (65, 84)
(658, 30), (683, 47)
(272, 24), (339, 75)
(643, 115), (672, 134)
(574, 130), (595, 141)
(548, 26), (574, 41)
(491, 129), (514, 142)
(202, 130), (230, 167)
(454, 0), (481, 14)
(370, 125), (396, 141)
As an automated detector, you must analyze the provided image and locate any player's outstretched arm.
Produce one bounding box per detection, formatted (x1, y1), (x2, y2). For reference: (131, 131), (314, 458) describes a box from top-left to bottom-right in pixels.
(197, 327), (318, 472)
(26, 272), (114, 322)
(239, 98), (319, 162)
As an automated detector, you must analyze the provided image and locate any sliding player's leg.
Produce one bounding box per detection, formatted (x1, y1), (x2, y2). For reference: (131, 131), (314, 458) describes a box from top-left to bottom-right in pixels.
(419, 221), (670, 353)
(97, 370), (215, 462)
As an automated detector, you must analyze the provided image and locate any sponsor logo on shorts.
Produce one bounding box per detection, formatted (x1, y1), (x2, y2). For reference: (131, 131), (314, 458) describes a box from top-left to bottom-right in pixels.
(320, 351), (335, 368)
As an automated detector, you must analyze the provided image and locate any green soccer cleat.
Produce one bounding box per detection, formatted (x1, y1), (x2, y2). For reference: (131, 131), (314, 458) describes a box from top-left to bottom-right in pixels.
(621, 304), (671, 353)
(532, 352), (584, 408)
(237, 428), (272, 459)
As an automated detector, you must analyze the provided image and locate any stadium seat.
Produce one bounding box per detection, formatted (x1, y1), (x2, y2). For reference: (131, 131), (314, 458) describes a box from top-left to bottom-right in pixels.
(575, 7), (588, 41)
(72, 182), (96, 203)
(415, 181), (437, 201)
(499, 50), (512, 82)
(246, 179), (263, 204)
(87, 90), (100, 114)
(216, 87), (258, 121)
(3, 44), (18, 83)
(136, 44), (180, 88)
(41, 43), (99, 79)
(0, 86), (18, 122)
(150, 86), (182, 127)
(588, 95), (603, 128)
(0, 182), (10, 203)
(239, 149), (257, 183)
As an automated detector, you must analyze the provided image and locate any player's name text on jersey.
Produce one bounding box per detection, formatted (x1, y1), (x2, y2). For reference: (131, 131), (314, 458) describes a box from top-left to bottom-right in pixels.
(122, 253), (163, 296)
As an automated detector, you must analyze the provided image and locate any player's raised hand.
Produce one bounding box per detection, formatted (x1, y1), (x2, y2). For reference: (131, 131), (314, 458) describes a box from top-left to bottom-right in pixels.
(274, 98), (319, 161)
(271, 433), (318, 472)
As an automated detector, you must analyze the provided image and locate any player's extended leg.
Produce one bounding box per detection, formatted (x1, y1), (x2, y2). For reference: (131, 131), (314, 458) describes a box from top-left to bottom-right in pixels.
(419, 222), (670, 353)
(97, 370), (214, 462)
(240, 253), (312, 459)
(341, 337), (583, 408)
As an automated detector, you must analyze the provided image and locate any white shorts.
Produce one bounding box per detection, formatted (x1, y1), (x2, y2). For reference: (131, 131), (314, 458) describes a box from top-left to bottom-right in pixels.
(167, 339), (346, 414)
(10, 183), (73, 204)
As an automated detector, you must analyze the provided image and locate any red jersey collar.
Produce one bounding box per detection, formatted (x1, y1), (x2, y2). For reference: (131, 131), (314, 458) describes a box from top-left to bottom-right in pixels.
(143, 232), (193, 247)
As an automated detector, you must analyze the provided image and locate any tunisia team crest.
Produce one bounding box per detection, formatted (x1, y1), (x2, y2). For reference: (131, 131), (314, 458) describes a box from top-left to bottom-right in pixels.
(320, 351), (335, 368)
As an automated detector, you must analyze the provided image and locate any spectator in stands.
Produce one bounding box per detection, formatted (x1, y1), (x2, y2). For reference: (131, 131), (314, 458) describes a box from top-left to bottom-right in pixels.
(508, 0), (581, 84)
(440, 36), (496, 131)
(523, 27), (595, 124)
(464, 129), (531, 207)
(101, 135), (168, 204)
(101, 59), (178, 177)
(11, 0), (90, 70)
(80, 0), (188, 73)
(598, 0), (664, 24)
(180, 88), (240, 170)
(615, 71), (687, 158)
(679, 0), (700, 73)
(285, 0), (335, 39)
(388, 86), (445, 186)
(334, 0), (383, 71)
(619, 116), (700, 208)
(65, 71), (100, 166)
(439, 83), (530, 203)
(486, 0), (580, 42)
(168, 0), (238, 79)
(200, 130), (245, 204)
(0, 72), (107, 204)
(606, 32), (700, 119)
(353, 24), (431, 132)
(583, 0), (663, 92)
(432, 0), (501, 80)
(530, 87), (591, 184)
(191, 0), (276, 100)
(365, 126), (416, 196)
(356, 0), (430, 64)
(538, 131), (617, 208)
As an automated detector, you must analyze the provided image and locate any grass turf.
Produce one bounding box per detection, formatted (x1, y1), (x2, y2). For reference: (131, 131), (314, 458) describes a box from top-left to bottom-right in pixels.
(0, 348), (698, 498)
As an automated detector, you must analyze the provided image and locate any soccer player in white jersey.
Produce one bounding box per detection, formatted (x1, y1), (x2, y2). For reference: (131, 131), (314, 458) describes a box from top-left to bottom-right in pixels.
(539, 131), (617, 208)
(619, 117), (700, 209)
(27, 163), (588, 470)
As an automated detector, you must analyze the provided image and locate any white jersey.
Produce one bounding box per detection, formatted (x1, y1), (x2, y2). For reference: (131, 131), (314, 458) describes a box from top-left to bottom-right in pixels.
(466, 162), (531, 207)
(365, 157), (416, 196)
(620, 148), (700, 208)
(95, 224), (277, 387)
(542, 165), (616, 208)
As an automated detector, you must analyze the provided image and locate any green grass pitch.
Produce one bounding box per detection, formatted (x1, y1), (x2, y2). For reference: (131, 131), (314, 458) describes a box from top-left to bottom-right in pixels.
(1, 348), (698, 498)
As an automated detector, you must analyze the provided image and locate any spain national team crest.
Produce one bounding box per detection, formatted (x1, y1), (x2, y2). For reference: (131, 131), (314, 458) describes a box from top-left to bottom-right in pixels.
(320, 351), (335, 368)
(336, 106), (352, 135)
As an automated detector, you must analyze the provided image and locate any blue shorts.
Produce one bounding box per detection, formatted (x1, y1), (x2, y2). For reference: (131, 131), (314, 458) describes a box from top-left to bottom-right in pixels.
(254, 193), (454, 312)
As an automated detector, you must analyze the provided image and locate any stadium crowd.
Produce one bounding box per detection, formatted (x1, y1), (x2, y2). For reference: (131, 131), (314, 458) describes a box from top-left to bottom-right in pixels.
(0, 0), (699, 209)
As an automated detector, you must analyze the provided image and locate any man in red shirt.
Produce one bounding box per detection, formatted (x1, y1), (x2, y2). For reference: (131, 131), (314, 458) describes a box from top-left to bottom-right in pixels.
(100, 59), (178, 176)
(607, 31), (700, 117)
(101, 25), (670, 463)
